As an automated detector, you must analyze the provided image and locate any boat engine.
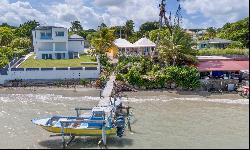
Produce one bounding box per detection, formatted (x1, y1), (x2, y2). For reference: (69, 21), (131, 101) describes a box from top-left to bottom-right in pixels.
(115, 116), (125, 137)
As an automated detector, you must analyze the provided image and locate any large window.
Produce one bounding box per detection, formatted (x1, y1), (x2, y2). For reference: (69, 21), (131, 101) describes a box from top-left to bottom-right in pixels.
(56, 32), (64, 36)
(40, 32), (52, 39)
(42, 54), (52, 59)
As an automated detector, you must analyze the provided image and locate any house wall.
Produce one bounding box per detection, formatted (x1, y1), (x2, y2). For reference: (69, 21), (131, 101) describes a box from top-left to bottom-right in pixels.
(52, 28), (68, 42)
(37, 42), (53, 51)
(68, 41), (85, 54)
(55, 42), (67, 51)
(0, 75), (8, 84)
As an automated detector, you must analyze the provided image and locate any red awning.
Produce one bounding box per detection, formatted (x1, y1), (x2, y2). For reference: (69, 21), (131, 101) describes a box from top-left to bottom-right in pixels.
(197, 61), (249, 72)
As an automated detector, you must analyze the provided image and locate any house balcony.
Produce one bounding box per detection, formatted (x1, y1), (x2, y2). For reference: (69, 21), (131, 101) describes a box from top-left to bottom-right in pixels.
(40, 36), (52, 40)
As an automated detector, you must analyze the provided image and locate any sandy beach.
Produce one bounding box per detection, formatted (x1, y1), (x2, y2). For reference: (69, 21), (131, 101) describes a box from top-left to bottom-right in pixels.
(0, 86), (101, 97)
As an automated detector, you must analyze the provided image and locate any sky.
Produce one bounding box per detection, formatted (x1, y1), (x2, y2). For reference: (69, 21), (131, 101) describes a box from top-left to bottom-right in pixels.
(0, 0), (249, 30)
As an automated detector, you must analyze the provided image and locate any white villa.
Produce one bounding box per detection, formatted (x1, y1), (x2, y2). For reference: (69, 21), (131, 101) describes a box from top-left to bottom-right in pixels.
(110, 37), (156, 58)
(32, 26), (85, 59)
(114, 38), (135, 55)
(133, 38), (156, 56)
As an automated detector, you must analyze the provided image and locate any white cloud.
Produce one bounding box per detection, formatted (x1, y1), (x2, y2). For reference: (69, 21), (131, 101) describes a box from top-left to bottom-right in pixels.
(181, 0), (249, 28)
(98, 0), (159, 30)
(93, 0), (126, 6)
(0, 0), (248, 30)
(0, 0), (47, 26)
(44, 0), (103, 29)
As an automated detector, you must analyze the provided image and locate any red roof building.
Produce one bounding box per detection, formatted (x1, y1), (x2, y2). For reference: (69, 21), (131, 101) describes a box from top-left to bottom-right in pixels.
(197, 60), (249, 72)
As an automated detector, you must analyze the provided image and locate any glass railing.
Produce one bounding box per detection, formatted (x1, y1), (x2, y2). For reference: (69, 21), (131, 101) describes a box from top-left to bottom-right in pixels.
(40, 36), (52, 40)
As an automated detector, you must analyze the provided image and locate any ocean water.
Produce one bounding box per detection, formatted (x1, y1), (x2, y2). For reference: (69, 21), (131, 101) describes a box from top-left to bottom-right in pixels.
(0, 93), (249, 149)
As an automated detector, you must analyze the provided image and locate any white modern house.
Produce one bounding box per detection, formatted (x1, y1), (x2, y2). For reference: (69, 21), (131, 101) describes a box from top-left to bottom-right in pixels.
(32, 26), (85, 59)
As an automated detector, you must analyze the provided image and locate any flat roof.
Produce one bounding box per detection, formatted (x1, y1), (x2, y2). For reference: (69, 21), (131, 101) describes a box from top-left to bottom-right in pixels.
(199, 38), (232, 44)
(68, 34), (84, 41)
(35, 26), (65, 30)
(197, 60), (249, 72)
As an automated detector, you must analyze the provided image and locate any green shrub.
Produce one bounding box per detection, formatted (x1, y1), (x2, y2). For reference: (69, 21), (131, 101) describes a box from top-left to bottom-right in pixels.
(198, 48), (249, 56)
(80, 79), (87, 85)
(228, 41), (244, 49)
(116, 73), (124, 81)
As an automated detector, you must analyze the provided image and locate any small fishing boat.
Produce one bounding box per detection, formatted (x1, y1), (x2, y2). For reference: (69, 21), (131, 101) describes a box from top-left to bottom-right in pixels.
(31, 90), (132, 148)
(32, 106), (120, 136)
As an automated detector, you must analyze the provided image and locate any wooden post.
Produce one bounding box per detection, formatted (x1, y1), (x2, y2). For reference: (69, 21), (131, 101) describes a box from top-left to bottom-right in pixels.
(102, 122), (107, 146)
(76, 110), (80, 117)
(60, 122), (66, 149)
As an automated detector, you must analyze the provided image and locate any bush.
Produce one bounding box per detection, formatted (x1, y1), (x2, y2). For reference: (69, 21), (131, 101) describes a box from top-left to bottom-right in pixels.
(117, 56), (201, 90)
(198, 48), (249, 56)
(125, 66), (144, 87)
(116, 73), (124, 81)
(228, 41), (244, 49)
(80, 79), (87, 85)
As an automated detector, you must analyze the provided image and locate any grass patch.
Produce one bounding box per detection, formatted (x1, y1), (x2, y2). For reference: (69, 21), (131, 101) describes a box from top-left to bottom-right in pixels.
(19, 54), (97, 68)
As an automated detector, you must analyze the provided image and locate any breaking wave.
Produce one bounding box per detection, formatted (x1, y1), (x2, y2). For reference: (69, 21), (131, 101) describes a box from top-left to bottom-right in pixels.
(0, 93), (248, 105)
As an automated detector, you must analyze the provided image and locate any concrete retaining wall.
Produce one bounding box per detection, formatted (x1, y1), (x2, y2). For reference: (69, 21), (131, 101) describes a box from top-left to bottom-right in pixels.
(0, 67), (100, 85)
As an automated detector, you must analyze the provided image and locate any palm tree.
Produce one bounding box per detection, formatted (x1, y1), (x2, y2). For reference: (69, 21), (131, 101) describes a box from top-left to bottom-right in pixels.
(124, 20), (134, 40)
(90, 28), (116, 55)
(157, 27), (197, 66)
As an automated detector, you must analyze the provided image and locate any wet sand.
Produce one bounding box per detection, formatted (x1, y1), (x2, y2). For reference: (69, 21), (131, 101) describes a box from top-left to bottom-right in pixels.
(0, 86), (101, 97)
(0, 88), (249, 149)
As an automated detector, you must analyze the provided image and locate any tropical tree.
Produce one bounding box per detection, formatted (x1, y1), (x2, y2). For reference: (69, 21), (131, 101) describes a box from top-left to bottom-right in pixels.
(0, 23), (16, 29)
(99, 23), (107, 29)
(0, 27), (15, 46)
(10, 37), (31, 49)
(70, 21), (83, 33)
(204, 27), (217, 39)
(124, 20), (135, 40)
(0, 53), (9, 68)
(139, 21), (160, 36)
(110, 26), (125, 39)
(15, 20), (39, 38)
(217, 17), (249, 48)
(90, 28), (116, 55)
(149, 28), (170, 43)
(157, 27), (197, 66)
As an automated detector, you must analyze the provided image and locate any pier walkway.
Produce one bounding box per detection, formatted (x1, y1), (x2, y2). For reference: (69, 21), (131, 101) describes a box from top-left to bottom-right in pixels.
(98, 73), (116, 107)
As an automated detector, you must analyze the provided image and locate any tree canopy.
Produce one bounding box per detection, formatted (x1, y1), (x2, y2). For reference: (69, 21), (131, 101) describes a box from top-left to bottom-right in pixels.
(15, 20), (39, 38)
(90, 28), (116, 55)
(157, 27), (197, 66)
(139, 21), (160, 37)
(70, 21), (83, 33)
(217, 17), (249, 48)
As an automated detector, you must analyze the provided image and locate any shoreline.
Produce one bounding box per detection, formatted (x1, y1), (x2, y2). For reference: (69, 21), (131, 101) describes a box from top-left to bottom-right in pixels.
(0, 86), (246, 100)
(0, 86), (101, 97)
(123, 89), (245, 100)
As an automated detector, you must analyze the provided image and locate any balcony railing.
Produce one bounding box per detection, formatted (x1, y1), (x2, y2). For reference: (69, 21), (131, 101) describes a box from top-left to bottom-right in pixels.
(40, 36), (52, 40)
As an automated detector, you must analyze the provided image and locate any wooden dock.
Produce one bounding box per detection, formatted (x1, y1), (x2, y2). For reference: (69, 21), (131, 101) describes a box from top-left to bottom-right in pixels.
(98, 73), (116, 107)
